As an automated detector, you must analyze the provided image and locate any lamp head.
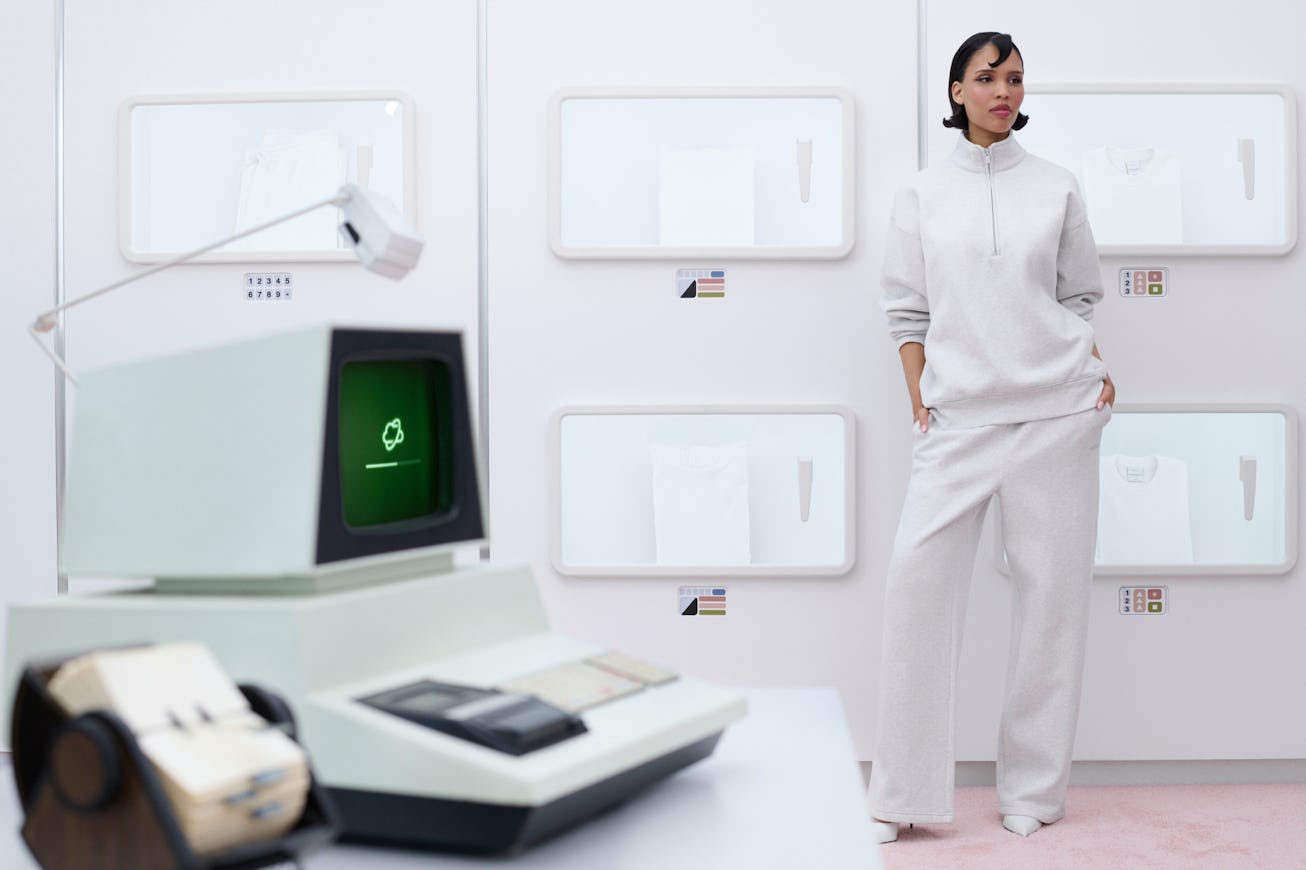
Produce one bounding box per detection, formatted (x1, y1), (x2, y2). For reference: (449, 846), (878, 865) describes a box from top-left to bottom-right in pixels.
(28, 184), (427, 384)
(337, 184), (424, 280)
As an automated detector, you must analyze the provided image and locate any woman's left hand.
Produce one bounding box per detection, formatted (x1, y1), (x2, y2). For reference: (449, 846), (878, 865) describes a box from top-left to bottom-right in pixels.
(1097, 375), (1115, 410)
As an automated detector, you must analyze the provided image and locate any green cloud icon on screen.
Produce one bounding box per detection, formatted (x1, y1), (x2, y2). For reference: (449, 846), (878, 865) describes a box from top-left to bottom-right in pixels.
(382, 418), (405, 452)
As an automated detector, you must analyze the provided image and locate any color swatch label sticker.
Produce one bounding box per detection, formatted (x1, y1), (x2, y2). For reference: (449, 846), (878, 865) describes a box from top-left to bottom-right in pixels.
(677, 269), (726, 299)
(1118, 267), (1167, 297)
(680, 586), (727, 616)
(1119, 586), (1167, 615)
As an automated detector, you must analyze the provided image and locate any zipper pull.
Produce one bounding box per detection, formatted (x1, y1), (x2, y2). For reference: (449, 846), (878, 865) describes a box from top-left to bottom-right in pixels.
(983, 147), (998, 254)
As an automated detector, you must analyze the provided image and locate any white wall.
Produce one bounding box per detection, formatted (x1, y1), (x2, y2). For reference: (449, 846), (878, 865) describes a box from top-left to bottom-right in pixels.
(9, 0), (1306, 769)
(0, 3), (59, 658)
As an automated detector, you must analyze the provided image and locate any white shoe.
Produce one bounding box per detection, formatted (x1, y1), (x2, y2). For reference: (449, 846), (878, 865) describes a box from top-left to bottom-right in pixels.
(871, 819), (899, 844)
(1002, 815), (1042, 837)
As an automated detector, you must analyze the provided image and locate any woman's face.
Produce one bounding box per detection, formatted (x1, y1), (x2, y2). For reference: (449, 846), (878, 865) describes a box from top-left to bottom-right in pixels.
(951, 44), (1024, 148)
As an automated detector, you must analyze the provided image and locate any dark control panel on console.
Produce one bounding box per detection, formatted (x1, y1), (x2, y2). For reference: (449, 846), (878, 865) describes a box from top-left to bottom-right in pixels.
(357, 679), (587, 756)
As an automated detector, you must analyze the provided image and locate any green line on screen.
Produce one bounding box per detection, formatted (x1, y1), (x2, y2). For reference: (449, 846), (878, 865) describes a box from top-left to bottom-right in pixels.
(365, 459), (422, 470)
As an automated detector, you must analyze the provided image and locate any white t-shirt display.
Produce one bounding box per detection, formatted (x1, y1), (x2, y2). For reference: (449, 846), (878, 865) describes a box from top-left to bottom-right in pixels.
(1097, 454), (1195, 564)
(1081, 146), (1183, 245)
(229, 129), (346, 250)
(658, 147), (756, 247)
(650, 442), (752, 565)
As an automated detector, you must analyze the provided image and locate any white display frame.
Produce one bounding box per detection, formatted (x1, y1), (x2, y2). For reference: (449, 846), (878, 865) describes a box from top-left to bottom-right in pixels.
(118, 91), (418, 264)
(550, 404), (856, 577)
(1016, 84), (1298, 256)
(992, 403), (1298, 577)
(548, 87), (856, 259)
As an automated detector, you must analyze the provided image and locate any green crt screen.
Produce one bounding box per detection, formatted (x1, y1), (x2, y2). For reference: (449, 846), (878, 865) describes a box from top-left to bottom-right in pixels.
(338, 359), (455, 528)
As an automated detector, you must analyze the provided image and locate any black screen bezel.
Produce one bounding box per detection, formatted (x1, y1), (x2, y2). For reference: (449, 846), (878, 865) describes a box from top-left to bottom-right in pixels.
(316, 328), (485, 565)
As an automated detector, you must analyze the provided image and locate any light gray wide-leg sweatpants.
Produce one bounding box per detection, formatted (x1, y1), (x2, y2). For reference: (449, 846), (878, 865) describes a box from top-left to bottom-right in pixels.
(868, 405), (1108, 825)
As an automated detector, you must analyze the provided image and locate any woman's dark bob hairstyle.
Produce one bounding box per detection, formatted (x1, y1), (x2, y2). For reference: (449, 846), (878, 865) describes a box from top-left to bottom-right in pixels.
(943, 32), (1029, 132)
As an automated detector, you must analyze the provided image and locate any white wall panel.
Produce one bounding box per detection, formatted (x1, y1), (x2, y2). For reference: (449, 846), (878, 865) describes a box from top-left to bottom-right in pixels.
(487, 0), (917, 761)
(12, 0), (1304, 771)
(60, 0), (479, 424)
(0, 2), (59, 666)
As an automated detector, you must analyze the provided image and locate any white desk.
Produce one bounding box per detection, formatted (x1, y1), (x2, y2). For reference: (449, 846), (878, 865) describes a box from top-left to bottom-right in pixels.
(1, 688), (882, 870)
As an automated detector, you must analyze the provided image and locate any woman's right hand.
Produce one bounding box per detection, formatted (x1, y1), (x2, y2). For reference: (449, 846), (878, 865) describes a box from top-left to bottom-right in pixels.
(898, 343), (929, 433)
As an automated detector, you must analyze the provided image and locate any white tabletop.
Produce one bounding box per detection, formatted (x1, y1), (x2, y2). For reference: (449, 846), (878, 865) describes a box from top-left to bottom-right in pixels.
(2, 687), (882, 870)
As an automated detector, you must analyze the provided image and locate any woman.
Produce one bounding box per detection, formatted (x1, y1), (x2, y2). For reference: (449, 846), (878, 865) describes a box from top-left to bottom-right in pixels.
(868, 32), (1114, 844)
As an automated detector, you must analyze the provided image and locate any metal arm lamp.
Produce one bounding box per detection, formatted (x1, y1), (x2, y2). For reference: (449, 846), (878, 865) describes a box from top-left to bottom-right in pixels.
(28, 184), (424, 384)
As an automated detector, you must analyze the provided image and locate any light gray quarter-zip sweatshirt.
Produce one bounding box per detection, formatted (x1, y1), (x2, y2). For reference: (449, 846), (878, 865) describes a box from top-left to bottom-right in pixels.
(881, 132), (1108, 428)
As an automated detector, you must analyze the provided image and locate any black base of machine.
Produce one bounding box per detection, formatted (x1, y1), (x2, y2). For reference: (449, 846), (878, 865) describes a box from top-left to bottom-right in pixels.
(328, 731), (723, 854)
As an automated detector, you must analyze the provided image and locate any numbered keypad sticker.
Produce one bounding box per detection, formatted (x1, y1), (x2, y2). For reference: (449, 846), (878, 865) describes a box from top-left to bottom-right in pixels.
(1118, 267), (1167, 297)
(245, 272), (294, 302)
(1119, 586), (1167, 615)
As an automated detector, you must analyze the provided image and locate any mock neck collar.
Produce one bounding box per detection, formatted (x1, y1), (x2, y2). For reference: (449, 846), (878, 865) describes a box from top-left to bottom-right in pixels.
(950, 131), (1026, 173)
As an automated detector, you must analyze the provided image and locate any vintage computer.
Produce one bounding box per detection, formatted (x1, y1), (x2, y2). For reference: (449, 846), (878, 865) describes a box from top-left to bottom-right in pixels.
(4, 324), (746, 853)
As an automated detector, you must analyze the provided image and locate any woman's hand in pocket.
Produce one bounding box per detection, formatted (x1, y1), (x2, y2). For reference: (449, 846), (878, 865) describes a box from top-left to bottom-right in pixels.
(1097, 375), (1116, 410)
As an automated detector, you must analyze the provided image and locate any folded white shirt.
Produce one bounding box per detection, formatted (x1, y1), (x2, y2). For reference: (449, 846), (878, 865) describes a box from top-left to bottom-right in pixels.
(650, 442), (752, 565)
